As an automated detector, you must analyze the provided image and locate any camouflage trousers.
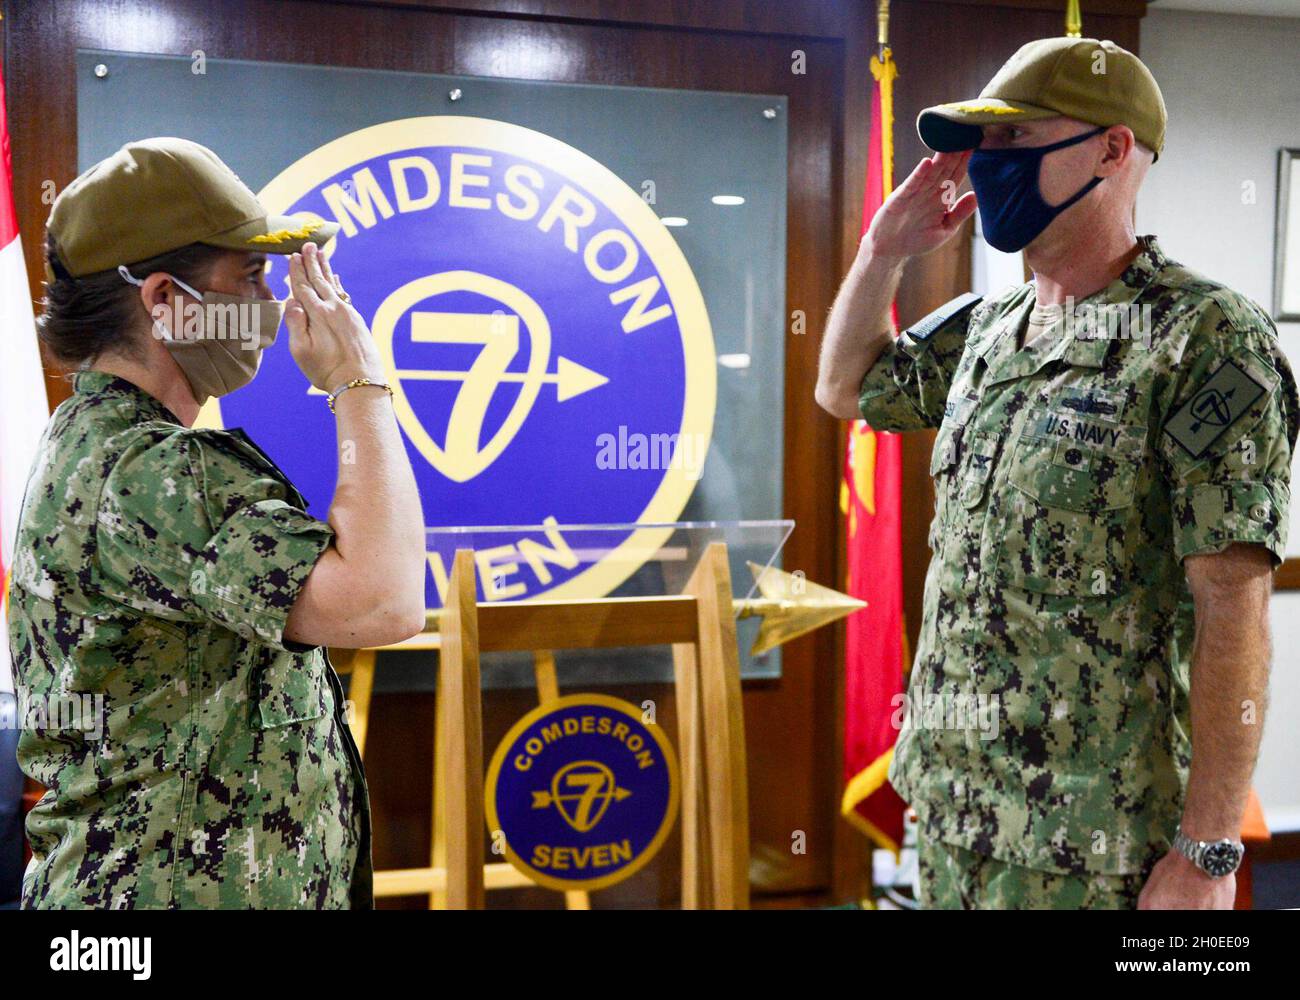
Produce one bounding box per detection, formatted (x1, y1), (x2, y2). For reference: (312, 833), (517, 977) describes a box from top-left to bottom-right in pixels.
(916, 835), (1155, 910)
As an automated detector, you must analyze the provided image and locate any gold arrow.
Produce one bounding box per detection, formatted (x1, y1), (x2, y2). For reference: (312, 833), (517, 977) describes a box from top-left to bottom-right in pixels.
(531, 786), (631, 809)
(735, 562), (866, 656)
(417, 562), (865, 656)
(390, 356), (609, 402)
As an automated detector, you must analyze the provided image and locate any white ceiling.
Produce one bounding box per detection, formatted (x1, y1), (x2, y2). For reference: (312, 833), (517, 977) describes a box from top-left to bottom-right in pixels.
(1149, 0), (1300, 16)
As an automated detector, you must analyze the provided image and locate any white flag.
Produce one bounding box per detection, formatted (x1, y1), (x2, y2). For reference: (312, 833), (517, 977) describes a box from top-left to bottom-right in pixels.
(0, 69), (50, 694)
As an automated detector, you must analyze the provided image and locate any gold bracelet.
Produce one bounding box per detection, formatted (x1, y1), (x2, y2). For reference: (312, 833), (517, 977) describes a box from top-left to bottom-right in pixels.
(326, 378), (394, 413)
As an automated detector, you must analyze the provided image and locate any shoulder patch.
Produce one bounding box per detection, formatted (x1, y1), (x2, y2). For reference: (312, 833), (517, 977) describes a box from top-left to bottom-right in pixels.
(906, 292), (982, 342)
(1164, 355), (1279, 459)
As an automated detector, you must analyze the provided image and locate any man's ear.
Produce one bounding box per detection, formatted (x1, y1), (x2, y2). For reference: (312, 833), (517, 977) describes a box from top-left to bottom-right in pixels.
(1096, 125), (1135, 177)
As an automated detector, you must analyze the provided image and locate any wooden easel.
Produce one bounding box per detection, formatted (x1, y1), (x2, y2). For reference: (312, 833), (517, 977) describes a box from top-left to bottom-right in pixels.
(334, 541), (750, 909)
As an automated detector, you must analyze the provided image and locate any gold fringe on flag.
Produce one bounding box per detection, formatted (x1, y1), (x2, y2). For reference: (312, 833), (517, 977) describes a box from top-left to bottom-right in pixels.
(870, 50), (897, 202)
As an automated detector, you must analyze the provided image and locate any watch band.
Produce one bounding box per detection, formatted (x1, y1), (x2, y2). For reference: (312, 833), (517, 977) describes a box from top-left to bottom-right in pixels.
(1173, 828), (1244, 878)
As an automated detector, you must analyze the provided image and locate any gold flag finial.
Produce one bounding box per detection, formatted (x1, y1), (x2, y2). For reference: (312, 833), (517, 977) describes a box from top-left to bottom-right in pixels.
(877, 0), (890, 50)
(416, 564), (865, 658)
(1065, 0), (1082, 38)
(737, 562), (866, 657)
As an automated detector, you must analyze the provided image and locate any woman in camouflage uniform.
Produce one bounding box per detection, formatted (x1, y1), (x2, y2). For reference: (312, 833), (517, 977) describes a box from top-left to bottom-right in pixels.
(10, 137), (426, 908)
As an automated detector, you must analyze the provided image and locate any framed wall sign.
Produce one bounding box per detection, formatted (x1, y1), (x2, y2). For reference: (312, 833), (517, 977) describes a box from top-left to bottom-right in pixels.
(1275, 148), (1300, 323)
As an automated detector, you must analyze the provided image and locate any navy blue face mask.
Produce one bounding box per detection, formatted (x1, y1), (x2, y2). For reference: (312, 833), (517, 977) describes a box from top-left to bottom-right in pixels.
(968, 126), (1106, 252)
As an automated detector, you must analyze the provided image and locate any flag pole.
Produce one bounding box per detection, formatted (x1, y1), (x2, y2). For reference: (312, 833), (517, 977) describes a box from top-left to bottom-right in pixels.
(870, 4), (897, 206)
(1065, 0), (1082, 38)
(839, 0), (908, 872)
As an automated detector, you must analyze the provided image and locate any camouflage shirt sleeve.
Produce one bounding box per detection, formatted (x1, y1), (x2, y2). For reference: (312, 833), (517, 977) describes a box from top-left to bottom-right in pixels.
(857, 295), (979, 431)
(1157, 294), (1299, 566)
(96, 425), (335, 649)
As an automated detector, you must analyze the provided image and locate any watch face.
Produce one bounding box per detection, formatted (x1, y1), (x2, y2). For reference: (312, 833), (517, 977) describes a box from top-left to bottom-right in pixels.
(1202, 842), (1242, 877)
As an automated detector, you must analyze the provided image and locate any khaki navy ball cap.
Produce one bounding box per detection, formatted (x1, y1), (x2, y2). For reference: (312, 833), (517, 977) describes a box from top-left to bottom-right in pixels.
(46, 136), (340, 279)
(917, 37), (1167, 161)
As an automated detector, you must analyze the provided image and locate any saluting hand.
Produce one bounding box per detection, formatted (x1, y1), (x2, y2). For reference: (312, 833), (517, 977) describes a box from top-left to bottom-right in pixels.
(284, 241), (386, 391)
(862, 150), (978, 261)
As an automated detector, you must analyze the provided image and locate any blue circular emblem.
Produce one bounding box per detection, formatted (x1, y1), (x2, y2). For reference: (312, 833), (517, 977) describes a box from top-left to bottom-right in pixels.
(200, 117), (716, 609)
(485, 693), (679, 892)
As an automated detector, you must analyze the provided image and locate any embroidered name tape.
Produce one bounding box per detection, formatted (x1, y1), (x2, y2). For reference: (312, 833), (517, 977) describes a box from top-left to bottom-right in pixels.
(943, 394), (978, 426)
(1023, 406), (1145, 456)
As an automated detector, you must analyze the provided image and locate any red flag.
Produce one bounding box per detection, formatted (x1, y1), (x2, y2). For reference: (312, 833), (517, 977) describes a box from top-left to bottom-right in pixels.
(839, 47), (908, 856)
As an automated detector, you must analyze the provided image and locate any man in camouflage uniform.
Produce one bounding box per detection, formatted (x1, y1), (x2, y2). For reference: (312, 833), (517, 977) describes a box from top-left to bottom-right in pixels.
(10, 138), (426, 908)
(817, 39), (1293, 908)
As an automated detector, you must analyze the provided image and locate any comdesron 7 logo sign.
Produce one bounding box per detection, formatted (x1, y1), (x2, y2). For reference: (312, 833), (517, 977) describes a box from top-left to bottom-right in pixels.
(200, 116), (717, 608)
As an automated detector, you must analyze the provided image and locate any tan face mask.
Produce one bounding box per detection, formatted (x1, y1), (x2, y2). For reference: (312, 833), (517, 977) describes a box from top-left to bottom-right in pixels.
(118, 265), (285, 405)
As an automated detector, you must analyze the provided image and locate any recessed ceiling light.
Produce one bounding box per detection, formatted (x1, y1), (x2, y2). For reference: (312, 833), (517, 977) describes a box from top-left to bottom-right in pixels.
(718, 353), (751, 369)
(660, 216), (689, 227)
(711, 195), (746, 206)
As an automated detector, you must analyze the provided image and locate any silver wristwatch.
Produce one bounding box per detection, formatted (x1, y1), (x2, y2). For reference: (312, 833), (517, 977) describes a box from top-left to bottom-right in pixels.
(1172, 828), (1245, 878)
